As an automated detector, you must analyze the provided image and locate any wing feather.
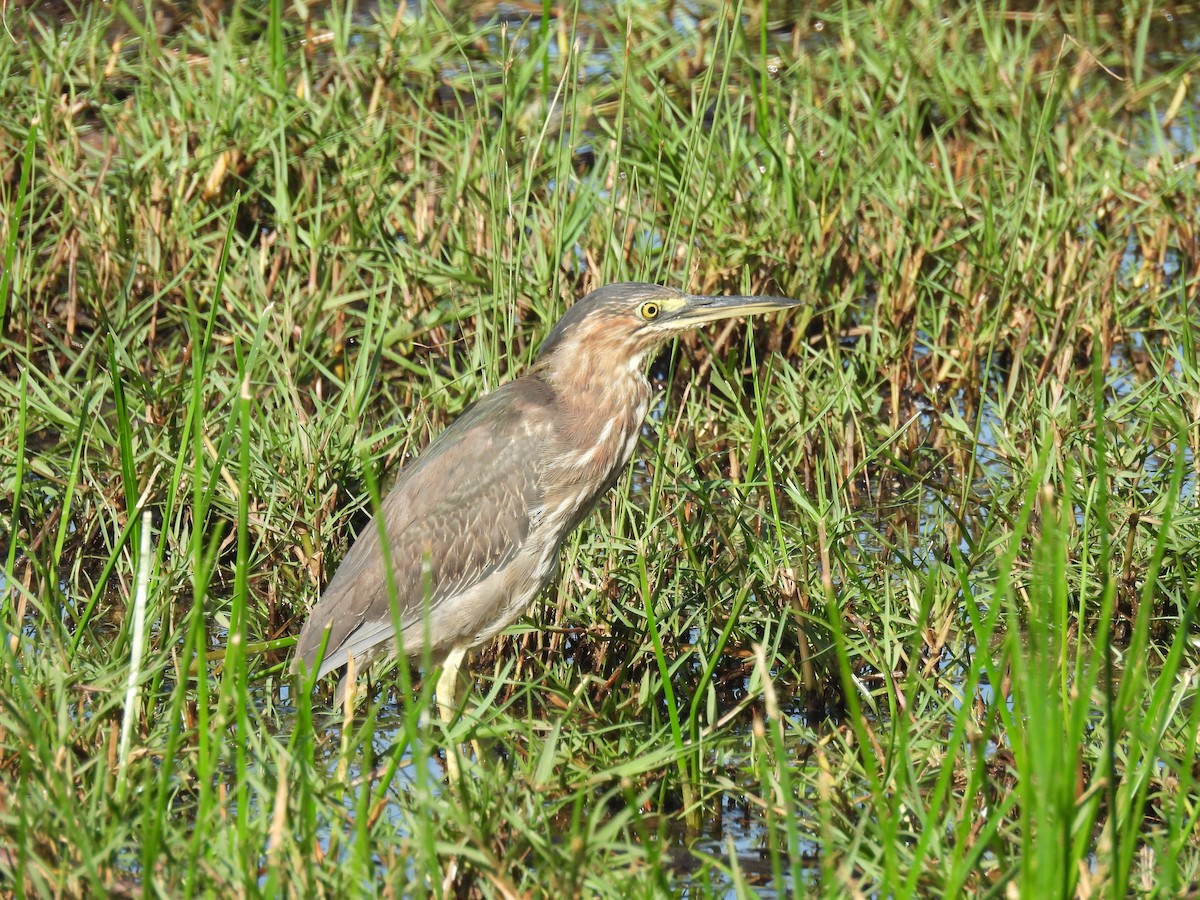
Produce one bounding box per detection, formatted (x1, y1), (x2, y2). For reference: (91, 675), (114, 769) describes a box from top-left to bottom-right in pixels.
(295, 376), (557, 679)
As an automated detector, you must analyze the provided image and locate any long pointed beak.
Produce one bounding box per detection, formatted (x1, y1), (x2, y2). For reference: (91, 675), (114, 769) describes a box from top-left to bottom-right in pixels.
(669, 293), (801, 328)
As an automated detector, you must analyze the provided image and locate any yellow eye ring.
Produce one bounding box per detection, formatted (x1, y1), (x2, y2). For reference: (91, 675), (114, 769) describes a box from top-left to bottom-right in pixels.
(640, 301), (660, 320)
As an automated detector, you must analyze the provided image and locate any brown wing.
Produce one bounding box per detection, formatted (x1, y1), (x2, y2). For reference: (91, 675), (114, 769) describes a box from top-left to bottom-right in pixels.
(295, 375), (557, 679)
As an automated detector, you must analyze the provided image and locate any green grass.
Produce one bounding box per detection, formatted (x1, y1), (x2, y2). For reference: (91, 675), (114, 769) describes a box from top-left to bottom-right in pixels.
(2, 1), (1199, 896)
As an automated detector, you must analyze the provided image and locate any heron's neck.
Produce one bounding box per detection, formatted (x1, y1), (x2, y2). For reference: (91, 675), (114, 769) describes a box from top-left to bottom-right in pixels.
(536, 342), (653, 476)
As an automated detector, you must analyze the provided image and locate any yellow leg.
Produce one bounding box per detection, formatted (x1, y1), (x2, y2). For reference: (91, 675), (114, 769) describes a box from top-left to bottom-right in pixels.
(436, 646), (468, 782)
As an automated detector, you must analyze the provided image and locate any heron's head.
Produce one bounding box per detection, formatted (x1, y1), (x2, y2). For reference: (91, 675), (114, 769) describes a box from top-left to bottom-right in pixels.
(535, 283), (799, 379)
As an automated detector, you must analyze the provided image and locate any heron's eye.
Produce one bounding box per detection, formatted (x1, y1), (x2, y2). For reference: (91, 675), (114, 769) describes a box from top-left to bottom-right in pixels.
(640, 301), (660, 320)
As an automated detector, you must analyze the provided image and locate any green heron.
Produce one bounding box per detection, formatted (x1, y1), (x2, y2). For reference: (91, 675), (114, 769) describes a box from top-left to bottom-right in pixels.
(295, 282), (798, 721)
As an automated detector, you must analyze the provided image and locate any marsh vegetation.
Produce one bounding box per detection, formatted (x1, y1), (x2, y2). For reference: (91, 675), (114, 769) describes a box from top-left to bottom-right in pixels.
(2, 1), (1199, 895)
